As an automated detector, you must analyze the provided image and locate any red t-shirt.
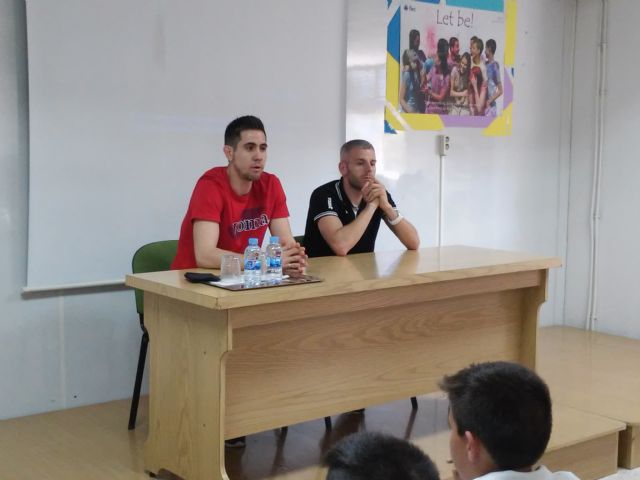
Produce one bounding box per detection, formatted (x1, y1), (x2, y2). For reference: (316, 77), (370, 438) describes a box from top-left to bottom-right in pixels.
(171, 166), (289, 269)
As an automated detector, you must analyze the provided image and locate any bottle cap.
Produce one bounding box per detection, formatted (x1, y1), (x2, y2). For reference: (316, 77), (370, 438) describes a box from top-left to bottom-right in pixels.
(248, 238), (258, 245)
(270, 236), (279, 243)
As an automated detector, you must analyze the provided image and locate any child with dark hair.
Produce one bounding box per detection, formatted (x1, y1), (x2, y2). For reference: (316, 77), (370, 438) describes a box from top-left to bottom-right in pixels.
(484, 38), (503, 116)
(469, 36), (487, 115)
(450, 52), (471, 115)
(409, 29), (427, 65)
(325, 431), (440, 480)
(440, 361), (579, 480)
(448, 36), (460, 70)
(424, 38), (451, 114)
(468, 65), (486, 116)
(399, 49), (425, 113)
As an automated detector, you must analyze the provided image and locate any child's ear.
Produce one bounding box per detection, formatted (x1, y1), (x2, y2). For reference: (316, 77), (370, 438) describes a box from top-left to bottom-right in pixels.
(464, 430), (497, 473)
(464, 431), (482, 463)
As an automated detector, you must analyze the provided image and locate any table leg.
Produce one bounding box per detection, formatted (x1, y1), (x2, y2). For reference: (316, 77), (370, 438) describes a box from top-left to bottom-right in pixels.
(523, 269), (548, 369)
(144, 293), (231, 480)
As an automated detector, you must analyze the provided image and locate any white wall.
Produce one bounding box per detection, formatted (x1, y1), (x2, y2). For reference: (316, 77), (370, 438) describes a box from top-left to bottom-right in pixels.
(346, 0), (577, 328)
(565, 0), (640, 338)
(441, 0), (577, 330)
(1, 0), (62, 418)
(24, 0), (348, 289)
(1, 0), (637, 421)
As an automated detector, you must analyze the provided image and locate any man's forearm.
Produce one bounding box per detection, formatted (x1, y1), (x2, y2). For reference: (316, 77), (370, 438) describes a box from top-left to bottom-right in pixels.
(387, 216), (420, 250)
(325, 204), (378, 256)
(195, 246), (237, 269)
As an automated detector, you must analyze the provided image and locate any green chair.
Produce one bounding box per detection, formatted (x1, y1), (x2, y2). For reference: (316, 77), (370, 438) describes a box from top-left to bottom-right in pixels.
(128, 240), (178, 430)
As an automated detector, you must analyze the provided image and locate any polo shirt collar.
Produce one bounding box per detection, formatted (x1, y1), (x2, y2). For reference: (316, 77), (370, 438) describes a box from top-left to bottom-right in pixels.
(337, 178), (367, 214)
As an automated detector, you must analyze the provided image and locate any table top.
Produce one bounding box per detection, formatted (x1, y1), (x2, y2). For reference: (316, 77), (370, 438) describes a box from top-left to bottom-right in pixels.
(125, 245), (562, 311)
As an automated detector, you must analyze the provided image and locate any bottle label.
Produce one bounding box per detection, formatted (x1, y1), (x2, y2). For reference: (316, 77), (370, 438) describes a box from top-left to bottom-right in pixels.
(269, 257), (282, 268)
(245, 259), (261, 271)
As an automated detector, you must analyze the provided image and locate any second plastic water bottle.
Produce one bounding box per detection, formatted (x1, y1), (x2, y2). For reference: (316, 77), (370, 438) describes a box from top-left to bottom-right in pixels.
(265, 236), (283, 283)
(243, 238), (262, 287)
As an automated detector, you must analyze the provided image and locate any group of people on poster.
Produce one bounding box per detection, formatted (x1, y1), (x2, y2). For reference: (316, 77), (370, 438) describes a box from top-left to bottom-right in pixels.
(399, 30), (503, 116)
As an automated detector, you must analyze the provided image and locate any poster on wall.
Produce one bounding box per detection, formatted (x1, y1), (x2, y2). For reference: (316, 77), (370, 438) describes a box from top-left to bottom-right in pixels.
(385, 0), (516, 135)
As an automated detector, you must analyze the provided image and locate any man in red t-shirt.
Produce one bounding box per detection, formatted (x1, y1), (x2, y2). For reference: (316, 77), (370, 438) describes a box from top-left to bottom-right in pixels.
(171, 115), (306, 274)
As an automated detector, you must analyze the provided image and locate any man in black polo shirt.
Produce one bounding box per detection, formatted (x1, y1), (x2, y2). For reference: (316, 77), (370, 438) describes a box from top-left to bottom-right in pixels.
(303, 139), (419, 258)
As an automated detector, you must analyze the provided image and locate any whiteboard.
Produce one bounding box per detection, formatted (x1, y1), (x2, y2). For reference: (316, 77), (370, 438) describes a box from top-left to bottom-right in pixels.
(25, 0), (346, 288)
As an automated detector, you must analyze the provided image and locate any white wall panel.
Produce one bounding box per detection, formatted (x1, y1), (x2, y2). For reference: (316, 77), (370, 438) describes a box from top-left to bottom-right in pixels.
(0, 0), (63, 419)
(25, 0), (346, 288)
(564, 0), (600, 330)
(63, 291), (140, 407)
(564, 0), (640, 338)
(346, 0), (576, 326)
(574, 0), (640, 337)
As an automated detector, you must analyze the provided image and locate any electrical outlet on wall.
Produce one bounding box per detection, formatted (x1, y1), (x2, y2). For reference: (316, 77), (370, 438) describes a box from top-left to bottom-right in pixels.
(438, 135), (450, 156)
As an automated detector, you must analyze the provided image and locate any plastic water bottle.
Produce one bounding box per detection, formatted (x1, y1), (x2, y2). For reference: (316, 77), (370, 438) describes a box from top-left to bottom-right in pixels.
(265, 236), (283, 283)
(243, 238), (262, 287)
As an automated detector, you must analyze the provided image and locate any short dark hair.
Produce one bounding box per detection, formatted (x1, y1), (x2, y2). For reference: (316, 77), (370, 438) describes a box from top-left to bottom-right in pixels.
(437, 38), (450, 76)
(340, 139), (374, 158)
(471, 37), (484, 54)
(486, 39), (497, 55)
(449, 37), (459, 48)
(439, 361), (552, 471)
(324, 432), (440, 480)
(224, 115), (266, 148)
(409, 29), (420, 47)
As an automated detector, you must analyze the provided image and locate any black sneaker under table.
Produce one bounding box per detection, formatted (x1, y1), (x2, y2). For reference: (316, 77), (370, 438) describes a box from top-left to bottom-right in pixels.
(225, 436), (246, 448)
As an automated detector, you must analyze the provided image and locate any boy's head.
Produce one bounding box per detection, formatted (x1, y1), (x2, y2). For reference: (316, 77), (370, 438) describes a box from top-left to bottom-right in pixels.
(449, 37), (460, 58)
(410, 29), (421, 50)
(486, 39), (497, 59)
(470, 37), (484, 59)
(325, 432), (440, 480)
(439, 362), (552, 479)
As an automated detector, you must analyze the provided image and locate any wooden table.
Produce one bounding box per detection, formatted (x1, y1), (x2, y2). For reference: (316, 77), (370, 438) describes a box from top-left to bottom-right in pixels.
(125, 246), (561, 480)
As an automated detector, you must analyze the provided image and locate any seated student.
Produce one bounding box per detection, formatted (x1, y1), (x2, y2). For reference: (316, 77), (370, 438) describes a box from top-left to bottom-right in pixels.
(324, 431), (440, 480)
(303, 139), (419, 258)
(439, 361), (579, 480)
(171, 115), (306, 274)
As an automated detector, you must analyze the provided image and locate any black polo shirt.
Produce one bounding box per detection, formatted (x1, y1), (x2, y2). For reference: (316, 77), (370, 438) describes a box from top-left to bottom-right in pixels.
(303, 178), (396, 258)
